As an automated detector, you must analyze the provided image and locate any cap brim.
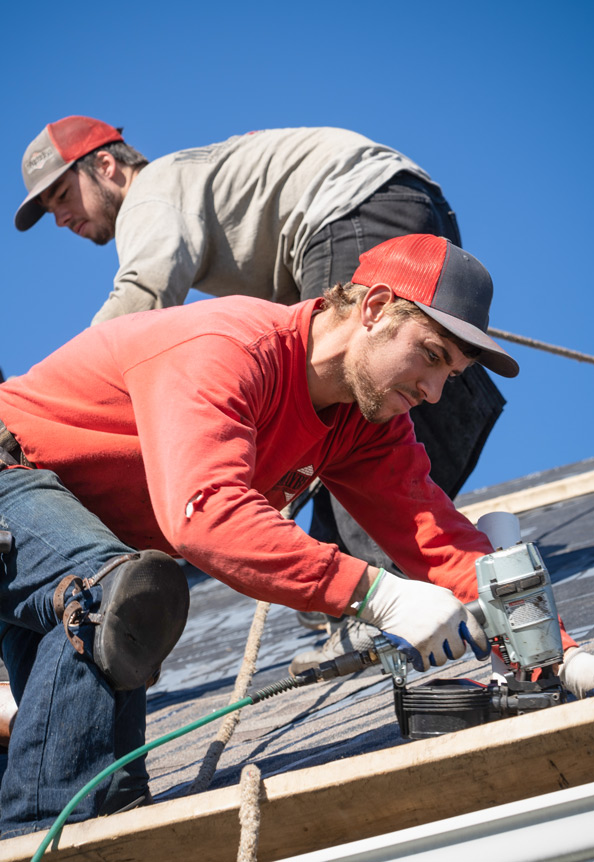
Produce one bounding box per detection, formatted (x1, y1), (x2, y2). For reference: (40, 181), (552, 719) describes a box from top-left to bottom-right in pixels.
(415, 301), (520, 378)
(14, 160), (75, 231)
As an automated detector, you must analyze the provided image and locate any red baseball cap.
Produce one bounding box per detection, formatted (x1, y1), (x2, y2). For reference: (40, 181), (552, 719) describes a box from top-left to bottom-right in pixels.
(15, 116), (124, 231)
(352, 234), (519, 378)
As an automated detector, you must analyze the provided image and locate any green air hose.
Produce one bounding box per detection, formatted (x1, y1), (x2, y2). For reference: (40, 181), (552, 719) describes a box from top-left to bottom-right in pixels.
(31, 676), (308, 862)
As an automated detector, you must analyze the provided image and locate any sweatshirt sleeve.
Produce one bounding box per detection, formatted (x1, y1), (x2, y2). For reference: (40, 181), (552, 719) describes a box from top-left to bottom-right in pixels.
(92, 199), (206, 325)
(123, 334), (366, 615)
(320, 415), (494, 603)
(326, 420), (582, 651)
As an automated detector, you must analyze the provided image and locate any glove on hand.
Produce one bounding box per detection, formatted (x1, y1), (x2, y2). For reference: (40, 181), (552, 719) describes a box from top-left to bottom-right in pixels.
(358, 569), (490, 673)
(558, 647), (594, 699)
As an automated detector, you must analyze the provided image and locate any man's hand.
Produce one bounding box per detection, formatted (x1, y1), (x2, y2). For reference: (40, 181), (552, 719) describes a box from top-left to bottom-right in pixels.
(357, 569), (490, 673)
(558, 647), (594, 699)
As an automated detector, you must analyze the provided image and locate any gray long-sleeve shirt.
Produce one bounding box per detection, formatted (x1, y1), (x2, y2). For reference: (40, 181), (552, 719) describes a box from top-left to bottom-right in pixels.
(92, 126), (433, 324)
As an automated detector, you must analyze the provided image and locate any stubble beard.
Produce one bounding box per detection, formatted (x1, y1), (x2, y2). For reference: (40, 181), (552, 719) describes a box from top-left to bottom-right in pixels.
(342, 345), (391, 424)
(342, 335), (421, 424)
(89, 182), (120, 246)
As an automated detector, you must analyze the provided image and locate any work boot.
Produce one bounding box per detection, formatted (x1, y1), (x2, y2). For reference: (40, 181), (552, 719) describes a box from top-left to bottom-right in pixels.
(296, 611), (348, 635)
(289, 618), (379, 677)
(295, 611), (328, 632)
(55, 550), (190, 691)
(99, 787), (153, 816)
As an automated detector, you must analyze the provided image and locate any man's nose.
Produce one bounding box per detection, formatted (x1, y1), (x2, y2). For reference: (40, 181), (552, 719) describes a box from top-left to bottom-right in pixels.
(54, 207), (70, 228)
(420, 372), (448, 405)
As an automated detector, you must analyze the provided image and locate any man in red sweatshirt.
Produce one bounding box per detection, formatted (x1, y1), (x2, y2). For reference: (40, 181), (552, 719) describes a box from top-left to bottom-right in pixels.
(0, 234), (585, 838)
(14, 117), (506, 631)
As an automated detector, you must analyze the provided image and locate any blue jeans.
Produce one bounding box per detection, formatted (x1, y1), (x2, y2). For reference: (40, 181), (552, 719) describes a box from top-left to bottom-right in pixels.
(0, 467), (147, 838)
(300, 172), (505, 569)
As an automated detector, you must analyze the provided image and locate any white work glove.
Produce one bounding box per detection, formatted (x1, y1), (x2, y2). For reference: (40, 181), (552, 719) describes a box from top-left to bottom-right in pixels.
(558, 647), (594, 699)
(358, 569), (490, 673)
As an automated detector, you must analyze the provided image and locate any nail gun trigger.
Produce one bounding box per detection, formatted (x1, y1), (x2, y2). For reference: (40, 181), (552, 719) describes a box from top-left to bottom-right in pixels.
(372, 635), (408, 687)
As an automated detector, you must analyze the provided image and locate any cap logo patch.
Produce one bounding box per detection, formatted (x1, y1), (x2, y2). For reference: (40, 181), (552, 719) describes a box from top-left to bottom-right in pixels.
(25, 147), (54, 175)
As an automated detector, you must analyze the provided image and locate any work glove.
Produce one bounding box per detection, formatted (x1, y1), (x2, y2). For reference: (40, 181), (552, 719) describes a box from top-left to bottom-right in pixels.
(357, 569), (490, 673)
(558, 647), (594, 699)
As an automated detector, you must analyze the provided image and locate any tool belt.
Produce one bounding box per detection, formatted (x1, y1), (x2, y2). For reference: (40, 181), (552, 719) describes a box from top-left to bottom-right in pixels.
(0, 420), (34, 469)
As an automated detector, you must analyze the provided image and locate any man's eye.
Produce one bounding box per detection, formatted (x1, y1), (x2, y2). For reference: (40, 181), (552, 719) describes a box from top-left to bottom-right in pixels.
(426, 350), (439, 363)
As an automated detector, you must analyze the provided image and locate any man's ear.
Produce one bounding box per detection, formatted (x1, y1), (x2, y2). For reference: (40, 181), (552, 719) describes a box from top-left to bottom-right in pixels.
(360, 284), (394, 330)
(93, 151), (118, 180)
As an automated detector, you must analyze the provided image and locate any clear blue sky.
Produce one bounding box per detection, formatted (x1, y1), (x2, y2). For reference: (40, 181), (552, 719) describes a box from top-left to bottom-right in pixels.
(1, 1), (592, 494)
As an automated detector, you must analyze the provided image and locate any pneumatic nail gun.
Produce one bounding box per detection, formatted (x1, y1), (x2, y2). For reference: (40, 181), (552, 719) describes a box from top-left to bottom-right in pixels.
(294, 513), (568, 739)
(390, 512), (566, 738)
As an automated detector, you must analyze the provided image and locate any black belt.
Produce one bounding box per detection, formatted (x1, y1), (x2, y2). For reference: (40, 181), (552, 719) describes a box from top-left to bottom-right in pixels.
(0, 420), (34, 468)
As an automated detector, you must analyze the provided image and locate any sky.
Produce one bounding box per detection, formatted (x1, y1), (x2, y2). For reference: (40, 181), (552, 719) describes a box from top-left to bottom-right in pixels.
(1, 0), (593, 496)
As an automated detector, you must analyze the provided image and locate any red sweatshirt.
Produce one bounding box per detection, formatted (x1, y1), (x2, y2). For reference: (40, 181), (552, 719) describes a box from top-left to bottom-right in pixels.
(0, 297), (501, 616)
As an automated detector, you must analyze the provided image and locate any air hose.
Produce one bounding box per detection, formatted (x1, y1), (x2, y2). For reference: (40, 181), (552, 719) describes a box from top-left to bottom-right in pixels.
(30, 673), (329, 862)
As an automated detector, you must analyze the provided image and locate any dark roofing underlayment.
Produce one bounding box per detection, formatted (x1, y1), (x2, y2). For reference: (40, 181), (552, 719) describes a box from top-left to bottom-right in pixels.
(140, 457), (594, 802)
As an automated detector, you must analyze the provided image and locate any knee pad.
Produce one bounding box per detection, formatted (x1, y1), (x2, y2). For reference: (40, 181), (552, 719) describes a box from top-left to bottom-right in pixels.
(54, 550), (190, 690)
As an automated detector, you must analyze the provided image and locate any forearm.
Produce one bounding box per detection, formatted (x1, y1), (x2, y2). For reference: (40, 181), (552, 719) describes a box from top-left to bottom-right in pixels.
(322, 435), (493, 602)
(92, 285), (159, 324)
(162, 483), (368, 615)
(92, 266), (193, 325)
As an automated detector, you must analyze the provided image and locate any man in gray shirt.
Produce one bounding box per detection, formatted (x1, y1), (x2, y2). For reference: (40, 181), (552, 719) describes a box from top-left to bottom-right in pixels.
(14, 117), (505, 657)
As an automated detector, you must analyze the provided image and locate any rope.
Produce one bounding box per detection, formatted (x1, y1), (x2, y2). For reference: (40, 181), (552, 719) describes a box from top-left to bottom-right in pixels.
(237, 764), (263, 862)
(488, 328), (594, 366)
(32, 697), (255, 862)
(188, 599), (270, 794)
(185, 498), (303, 848)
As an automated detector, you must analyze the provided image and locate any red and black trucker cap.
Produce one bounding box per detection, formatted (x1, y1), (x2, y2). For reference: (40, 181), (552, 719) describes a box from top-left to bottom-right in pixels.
(352, 234), (519, 378)
(15, 116), (124, 231)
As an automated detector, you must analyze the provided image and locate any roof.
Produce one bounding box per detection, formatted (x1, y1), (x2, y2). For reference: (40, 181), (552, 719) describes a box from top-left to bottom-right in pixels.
(1, 457), (594, 861)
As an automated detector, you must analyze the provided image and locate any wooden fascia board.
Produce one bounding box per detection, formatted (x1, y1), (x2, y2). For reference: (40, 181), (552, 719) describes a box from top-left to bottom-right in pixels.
(2, 698), (594, 862)
(457, 469), (594, 522)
